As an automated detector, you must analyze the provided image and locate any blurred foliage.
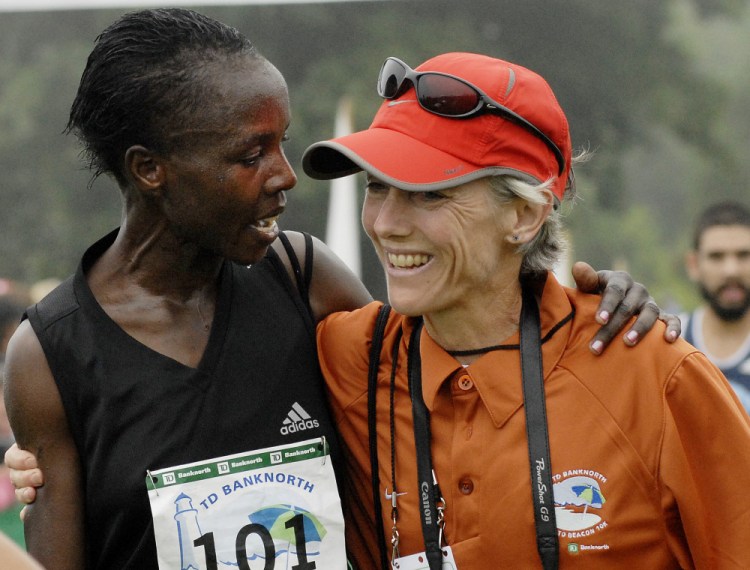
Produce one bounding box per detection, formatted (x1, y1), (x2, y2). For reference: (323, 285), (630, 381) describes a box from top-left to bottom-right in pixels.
(0, 0), (748, 307)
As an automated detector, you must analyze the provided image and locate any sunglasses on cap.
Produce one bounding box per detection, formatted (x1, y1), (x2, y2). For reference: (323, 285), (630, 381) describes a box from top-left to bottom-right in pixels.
(377, 57), (565, 176)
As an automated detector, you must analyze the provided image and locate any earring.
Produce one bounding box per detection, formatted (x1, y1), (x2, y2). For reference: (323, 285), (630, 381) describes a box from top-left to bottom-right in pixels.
(512, 234), (520, 241)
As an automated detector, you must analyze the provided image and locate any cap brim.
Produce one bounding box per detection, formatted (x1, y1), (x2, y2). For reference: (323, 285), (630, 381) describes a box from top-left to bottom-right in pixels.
(302, 127), (538, 192)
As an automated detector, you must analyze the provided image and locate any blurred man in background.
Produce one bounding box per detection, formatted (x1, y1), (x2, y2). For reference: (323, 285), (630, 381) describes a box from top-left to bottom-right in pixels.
(683, 201), (750, 412)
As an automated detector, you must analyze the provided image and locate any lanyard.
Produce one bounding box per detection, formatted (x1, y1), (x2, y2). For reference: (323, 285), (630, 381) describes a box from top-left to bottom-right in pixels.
(407, 319), (445, 570)
(368, 304), (394, 570)
(406, 282), (558, 570)
(519, 283), (559, 569)
(367, 282), (559, 570)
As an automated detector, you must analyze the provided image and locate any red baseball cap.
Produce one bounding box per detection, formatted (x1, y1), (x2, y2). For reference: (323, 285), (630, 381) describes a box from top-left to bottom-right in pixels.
(302, 52), (572, 201)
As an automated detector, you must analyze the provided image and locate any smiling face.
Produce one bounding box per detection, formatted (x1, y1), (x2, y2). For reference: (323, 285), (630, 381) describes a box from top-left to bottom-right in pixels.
(688, 224), (750, 321)
(156, 55), (296, 266)
(362, 176), (522, 319)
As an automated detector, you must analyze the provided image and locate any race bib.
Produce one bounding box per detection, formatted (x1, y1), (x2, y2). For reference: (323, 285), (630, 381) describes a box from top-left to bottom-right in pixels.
(146, 438), (345, 569)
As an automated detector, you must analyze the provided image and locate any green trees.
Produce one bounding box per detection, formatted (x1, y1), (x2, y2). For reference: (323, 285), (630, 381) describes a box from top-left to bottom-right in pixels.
(0, 10), (120, 282)
(0, 0), (746, 308)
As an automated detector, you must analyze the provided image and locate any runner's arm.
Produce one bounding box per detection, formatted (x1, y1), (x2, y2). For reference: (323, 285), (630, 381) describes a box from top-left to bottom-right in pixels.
(3, 320), (85, 569)
(270, 231), (372, 322)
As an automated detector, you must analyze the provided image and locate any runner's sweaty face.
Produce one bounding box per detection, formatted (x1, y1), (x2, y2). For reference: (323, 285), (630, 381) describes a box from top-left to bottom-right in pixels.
(158, 56), (297, 266)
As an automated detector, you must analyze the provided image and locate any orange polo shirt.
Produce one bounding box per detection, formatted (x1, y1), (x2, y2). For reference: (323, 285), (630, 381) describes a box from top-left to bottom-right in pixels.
(318, 273), (750, 569)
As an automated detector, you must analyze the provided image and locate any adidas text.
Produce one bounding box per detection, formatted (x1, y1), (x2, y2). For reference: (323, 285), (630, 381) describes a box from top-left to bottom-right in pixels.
(280, 419), (320, 435)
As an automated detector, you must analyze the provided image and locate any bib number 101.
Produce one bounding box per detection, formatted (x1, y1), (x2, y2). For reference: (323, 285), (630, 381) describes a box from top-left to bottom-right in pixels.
(194, 513), (316, 570)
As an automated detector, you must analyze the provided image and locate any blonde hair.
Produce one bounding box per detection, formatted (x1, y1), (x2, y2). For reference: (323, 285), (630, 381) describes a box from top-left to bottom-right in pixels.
(487, 152), (585, 275)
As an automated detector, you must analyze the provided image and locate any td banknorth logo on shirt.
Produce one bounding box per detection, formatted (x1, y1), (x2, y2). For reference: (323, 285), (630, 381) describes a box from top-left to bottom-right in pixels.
(280, 402), (320, 435)
(553, 469), (611, 554)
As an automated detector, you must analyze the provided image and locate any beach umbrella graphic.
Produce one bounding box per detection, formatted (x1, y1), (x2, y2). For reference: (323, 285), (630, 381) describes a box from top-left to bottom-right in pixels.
(571, 484), (605, 514)
(248, 504), (327, 546)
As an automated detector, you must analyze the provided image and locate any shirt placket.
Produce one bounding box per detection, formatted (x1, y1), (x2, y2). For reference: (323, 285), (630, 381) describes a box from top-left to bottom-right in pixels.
(440, 368), (482, 544)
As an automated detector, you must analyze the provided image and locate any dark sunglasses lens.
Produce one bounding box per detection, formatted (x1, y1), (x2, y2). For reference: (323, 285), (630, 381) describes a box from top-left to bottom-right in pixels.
(417, 74), (481, 116)
(378, 59), (408, 98)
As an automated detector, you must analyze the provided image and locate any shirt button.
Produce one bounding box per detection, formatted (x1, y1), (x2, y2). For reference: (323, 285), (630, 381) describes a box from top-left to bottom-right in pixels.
(457, 375), (474, 391)
(458, 478), (474, 495)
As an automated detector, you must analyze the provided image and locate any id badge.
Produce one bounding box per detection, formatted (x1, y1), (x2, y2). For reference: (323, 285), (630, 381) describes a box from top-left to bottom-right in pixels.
(146, 438), (345, 569)
(393, 546), (458, 570)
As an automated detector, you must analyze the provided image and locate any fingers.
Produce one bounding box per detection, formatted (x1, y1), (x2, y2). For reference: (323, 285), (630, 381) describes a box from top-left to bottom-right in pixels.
(4, 443), (38, 471)
(593, 269), (637, 321)
(589, 297), (681, 355)
(659, 312), (682, 342)
(9, 463), (43, 496)
(10, 464), (43, 489)
(2, 443), (14, 467)
(575, 264), (680, 354)
(589, 276), (646, 354)
(589, 293), (637, 354)
(570, 261), (601, 294)
(621, 299), (661, 347)
(15, 484), (39, 506)
(6, 443), (43, 506)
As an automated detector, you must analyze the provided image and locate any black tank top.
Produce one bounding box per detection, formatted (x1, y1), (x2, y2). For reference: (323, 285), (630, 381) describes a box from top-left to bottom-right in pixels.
(26, 230), (340, 569)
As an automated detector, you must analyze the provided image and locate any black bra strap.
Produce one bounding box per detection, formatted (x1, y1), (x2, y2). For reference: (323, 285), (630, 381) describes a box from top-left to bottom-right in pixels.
(303, 232), (314, 298)
(277, 232), (311, 307)
(274, 231), (315, 329)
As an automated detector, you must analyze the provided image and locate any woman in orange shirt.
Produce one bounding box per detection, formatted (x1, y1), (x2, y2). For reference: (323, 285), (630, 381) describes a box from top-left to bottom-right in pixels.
(303, 52), (750, 568)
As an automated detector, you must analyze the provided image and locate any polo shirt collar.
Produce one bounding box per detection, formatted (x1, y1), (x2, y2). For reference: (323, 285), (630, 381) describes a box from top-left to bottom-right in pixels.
(418, 273), (574, 428)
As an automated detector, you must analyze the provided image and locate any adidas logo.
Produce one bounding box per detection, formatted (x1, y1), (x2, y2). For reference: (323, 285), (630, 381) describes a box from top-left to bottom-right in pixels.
(280, 402), (320, 435)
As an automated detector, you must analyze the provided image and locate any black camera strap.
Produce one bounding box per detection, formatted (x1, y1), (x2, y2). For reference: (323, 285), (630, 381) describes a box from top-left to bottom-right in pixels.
(369, 282), (558, 569)
(520, 284), (559, 569)
(407, 319), (445, 570)
(368, 304), (394, 570)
